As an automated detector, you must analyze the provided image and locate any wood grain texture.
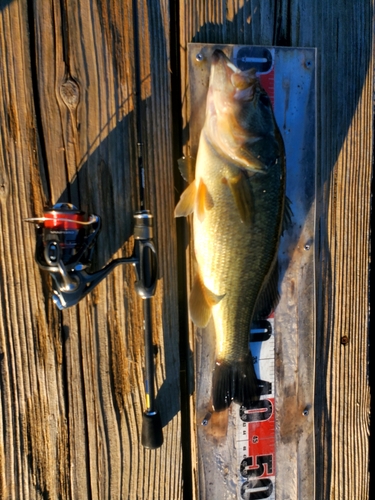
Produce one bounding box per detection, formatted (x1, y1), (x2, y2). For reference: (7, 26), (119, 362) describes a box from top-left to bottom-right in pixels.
(1, 0), (372, 498)
(0, 0), (182, 499)
(177, 1), (372, 499)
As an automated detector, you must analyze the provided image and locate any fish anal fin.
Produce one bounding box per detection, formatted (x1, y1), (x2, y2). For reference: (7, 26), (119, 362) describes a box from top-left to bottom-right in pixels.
(196, 178), (214, 223)
(189, 273), (223, 327)
(226, 171), (254, 225)
(174, 181), (196, 218)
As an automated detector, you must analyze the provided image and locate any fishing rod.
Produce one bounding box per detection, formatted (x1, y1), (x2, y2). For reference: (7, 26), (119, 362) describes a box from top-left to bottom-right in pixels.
(25, 201), (161, 451)
(25, 4), (163, 451)
(131, 0), (163, 450)
(26, 209), (162, 449)
(132, 211), (162, 450)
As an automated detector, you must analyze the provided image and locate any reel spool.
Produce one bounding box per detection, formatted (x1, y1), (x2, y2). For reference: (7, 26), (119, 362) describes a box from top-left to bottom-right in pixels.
(33, 203), (101, 274)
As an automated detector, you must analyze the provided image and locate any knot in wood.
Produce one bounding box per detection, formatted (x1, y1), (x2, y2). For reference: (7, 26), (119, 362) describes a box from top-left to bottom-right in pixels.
(0, 171), (9, 198)
(0, 183), (8, 197)
(60, 78), (80, 109)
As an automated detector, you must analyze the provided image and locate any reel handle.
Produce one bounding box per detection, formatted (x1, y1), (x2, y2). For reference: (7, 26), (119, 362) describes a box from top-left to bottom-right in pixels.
(133, 211), (158, 299)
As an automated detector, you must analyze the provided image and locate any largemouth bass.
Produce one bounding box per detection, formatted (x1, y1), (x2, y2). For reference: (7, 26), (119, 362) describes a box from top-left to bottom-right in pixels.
(175, 49), (289, 411)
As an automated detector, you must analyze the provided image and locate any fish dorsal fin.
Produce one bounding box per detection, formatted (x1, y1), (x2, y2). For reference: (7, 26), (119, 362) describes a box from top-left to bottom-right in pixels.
(174, 181), (197, 218)
(224, 171), (254, 225)
(189, 272), (224, 327)
(253, 261), (280, 320)
(282, 195), (293, 234)
(196, 178), (214, 222)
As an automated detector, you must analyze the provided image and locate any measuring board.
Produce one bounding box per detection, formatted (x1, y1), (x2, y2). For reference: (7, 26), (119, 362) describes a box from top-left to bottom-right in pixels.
(187, 44), (316, 500)
(237, 315), (276, 499)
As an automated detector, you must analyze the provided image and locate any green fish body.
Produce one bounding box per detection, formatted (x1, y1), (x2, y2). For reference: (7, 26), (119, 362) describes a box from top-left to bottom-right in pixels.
(175, 49), (288, 411)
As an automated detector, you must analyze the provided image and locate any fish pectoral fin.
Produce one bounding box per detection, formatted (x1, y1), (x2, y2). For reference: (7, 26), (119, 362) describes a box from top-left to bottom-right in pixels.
(174, 181), (197, 217)
(189, 273), (223, 327)
(177, 156), (196, 183)
(225, 171), (254, 225)
(237, 138), (281, 173)
(196, 178), (214, 223)
(235, 146), (268, 172)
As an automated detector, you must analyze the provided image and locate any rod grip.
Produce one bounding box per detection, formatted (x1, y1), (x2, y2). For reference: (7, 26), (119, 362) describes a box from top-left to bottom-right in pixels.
(141, 411), (163, 449)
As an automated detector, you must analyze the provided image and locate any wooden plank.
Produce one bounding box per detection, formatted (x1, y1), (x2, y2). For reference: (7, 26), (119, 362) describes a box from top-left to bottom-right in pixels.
(0, 0), (182, 499)
(1, 0), (372, 498)
(177, 1), (372, 499)
(0, 3), (58, 500)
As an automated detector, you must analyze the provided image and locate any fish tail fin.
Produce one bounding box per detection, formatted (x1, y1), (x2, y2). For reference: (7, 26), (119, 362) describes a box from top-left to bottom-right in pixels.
(212, 362), (233, 411)
(212, 354), (260, 412)
(233, 354), (260, 407)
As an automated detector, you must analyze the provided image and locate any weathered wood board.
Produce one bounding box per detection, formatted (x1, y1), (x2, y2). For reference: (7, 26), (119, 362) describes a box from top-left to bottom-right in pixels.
(1, 0), (182, 499)
(0, 0), (372, 499)
(177, 1), (372, 499)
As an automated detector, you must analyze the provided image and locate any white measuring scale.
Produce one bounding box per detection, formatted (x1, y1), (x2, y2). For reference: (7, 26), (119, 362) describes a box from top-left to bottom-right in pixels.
(187, 44), (316, 500)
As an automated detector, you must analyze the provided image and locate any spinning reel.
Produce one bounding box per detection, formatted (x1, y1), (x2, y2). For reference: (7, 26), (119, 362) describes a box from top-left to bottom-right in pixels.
(25, 203), (157, 310)
(26, 203), (163, 449)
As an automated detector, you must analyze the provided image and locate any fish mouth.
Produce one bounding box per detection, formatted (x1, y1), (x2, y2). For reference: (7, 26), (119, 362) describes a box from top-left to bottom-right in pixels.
(211, 49), (239, 81)
(207, 50), (237, 112)
(211, 49), (231, 66)
(210, 49), (258, 95)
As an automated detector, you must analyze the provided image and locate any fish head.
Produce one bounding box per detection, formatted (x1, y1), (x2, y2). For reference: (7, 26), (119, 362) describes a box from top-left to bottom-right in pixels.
(205, 49), (280, 169)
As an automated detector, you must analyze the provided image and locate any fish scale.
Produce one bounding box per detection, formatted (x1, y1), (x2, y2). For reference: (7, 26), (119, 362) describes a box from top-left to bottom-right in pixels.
(195, 133), (284, 366)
